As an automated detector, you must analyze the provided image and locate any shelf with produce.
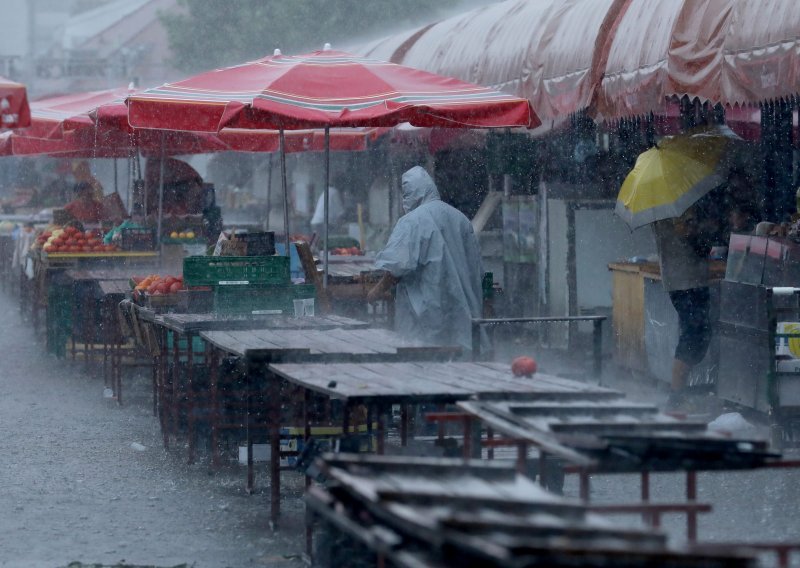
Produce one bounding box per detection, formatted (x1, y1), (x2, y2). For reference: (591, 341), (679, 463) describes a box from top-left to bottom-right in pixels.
(43, 252), (159, 259)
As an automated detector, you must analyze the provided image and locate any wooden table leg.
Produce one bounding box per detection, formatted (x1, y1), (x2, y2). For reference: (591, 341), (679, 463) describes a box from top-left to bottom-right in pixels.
(171, 331), (180, 445)
(686, 470), (697, 542)
(186, 333), (196, 465)
(159, 327), (169, 449)
(263, 359), (281, 530)
(400, 404), (408, 447)
(210, 348), (221, 468)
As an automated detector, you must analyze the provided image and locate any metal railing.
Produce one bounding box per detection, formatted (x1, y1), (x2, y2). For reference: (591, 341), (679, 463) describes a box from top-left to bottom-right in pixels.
(471, 315), (607, 378)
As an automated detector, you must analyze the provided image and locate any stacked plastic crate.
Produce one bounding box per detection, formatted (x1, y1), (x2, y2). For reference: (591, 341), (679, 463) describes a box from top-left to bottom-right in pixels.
(183, 255), (315, 315)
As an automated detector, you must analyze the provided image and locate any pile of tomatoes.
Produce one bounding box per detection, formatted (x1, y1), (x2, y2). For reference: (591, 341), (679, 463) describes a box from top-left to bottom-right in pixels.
(132, 274), (185, 297)
(41, 226), (118, 254)
(330, 246), (363, 256)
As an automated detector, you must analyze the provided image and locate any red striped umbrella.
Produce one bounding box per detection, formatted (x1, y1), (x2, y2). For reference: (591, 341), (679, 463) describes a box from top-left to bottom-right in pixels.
(127, 49), (537, 131)
(128, 49), (535, 281)
(0, 76), (30, 129)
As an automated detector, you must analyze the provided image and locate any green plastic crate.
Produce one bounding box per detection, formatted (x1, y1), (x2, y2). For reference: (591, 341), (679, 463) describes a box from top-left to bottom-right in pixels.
(213, 284), (315, 315)
(183, 255), (290, 287)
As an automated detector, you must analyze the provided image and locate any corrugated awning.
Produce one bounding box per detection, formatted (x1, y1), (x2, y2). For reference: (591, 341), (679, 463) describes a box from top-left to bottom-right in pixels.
(353, 0), (800, 123)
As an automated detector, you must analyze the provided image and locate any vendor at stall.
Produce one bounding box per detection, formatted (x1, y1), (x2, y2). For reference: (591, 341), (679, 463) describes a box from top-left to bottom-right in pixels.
(143, 158), (204, 216)
(64, 181), (104, 224)
(72, 160), (104, 201)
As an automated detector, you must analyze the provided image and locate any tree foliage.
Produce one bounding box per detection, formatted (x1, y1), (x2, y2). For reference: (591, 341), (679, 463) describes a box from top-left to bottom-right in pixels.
(161, 0), (462, 72)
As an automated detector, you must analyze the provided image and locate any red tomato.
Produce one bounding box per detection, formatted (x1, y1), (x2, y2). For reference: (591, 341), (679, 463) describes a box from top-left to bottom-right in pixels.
(511, 356), (538, 377)
(68, 245), (80, 253)
(169, 281), (182, 294)
(164, 276), (177, 286)
(156, 282), (169, 294)
(81, 245), (91, 253)
(84, 230), (95, 239)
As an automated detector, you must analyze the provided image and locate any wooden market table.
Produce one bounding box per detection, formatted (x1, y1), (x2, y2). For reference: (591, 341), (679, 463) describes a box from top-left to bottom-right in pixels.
(32, 250), (158, 355)
(200, 327), (463, 528)
(152, 314), (371, 460)
(65, 269), (133, 367)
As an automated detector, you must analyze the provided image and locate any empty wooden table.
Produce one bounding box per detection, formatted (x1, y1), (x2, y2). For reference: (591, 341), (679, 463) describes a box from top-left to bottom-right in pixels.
(202, 328), (463, 528)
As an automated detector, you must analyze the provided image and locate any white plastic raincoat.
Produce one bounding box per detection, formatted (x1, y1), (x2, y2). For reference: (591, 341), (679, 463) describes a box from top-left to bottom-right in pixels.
(375, 166), (483, 350)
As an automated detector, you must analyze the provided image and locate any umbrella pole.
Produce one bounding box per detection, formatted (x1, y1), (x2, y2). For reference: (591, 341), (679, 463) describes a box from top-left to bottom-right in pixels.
(157, 132), (165, 248)
(280, 129), (290, 258)
(323, 126), (330, 289)
(265, 153), (273, 231)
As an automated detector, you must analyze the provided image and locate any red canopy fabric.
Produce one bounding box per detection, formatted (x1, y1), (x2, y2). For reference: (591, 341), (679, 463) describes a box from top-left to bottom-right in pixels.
(0, 76), (30, 129)
(5, 87), (390, 158)
(127, 49), (537, 132)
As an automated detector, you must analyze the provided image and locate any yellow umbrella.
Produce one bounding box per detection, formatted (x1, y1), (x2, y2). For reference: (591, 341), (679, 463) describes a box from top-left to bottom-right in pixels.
(616, 132), (732, 230)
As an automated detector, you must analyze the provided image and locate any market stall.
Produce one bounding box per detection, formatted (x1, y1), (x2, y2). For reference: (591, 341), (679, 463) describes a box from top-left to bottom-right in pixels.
(716, 233), (800, 445)
(608, 260), (725, 384)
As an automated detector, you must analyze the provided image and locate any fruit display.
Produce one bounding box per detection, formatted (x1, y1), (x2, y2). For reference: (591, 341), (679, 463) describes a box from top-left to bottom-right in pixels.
(511, 356), (538, 377)
(131, 274), (185, 303)
(40, 226), (119, 254)
(168, 230), (198, 240)
(330, 246), (363, 256)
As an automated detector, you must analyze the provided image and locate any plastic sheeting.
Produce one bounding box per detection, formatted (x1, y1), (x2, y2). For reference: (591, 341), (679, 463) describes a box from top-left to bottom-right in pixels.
(374, 167), (483, 351)
(354, 0), (800, 122)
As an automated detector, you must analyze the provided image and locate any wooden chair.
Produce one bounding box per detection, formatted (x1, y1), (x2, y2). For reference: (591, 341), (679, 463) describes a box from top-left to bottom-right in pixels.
(294, 241), (332, 314)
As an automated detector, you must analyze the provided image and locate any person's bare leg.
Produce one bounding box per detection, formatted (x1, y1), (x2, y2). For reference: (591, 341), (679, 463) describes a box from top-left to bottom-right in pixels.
(671, 359), (691, 392)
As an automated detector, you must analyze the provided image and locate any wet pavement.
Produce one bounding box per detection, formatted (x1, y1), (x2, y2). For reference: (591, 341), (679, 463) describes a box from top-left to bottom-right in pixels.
(1, 287), (799, 567)
(0, 289), (305, 567)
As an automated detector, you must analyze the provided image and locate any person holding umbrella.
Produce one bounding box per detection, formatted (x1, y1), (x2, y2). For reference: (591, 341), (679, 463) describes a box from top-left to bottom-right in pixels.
(616, 128), (739, 409)
(652, 193), (723, 408)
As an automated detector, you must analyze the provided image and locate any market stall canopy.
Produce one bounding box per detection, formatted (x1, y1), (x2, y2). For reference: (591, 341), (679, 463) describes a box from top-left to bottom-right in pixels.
(5, 87), (387, 158)
(127, 49), (538, 131)
(596, 0), (800, 117)
(357, 0), (616, 122)
(355, 0), (800, 123)
(0, 76), (30, 129)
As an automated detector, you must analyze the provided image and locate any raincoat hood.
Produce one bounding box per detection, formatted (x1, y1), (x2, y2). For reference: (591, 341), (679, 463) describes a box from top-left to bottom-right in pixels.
(402, 166), (440, 214)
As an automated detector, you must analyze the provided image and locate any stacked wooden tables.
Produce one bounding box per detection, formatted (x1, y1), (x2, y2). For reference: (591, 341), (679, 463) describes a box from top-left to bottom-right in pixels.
(306, 453), (754, 568)
(456, 396), (780, 542)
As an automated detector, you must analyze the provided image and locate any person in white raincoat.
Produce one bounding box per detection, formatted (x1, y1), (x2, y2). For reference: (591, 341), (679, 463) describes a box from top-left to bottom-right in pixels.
(367, 166), (483, 351)
(310, 186), (345, 235)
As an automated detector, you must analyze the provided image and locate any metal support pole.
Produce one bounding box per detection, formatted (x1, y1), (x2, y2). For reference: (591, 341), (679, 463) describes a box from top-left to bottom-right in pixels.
(593, 319), (603, 381)
(279, 129), (290, 258)
(323, 126), (330, 289)
(472, 320), (481, 360)
(156, 134), (165, 247)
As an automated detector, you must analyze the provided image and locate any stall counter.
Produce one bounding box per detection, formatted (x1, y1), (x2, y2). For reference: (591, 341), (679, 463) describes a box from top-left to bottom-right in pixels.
(608, 260), (725, 385)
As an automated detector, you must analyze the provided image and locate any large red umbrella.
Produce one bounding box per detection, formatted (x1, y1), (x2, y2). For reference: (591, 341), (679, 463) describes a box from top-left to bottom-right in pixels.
(0, 76), (30, 129)
(128, 48), (537, 279)
(128, 49), (537, 131)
